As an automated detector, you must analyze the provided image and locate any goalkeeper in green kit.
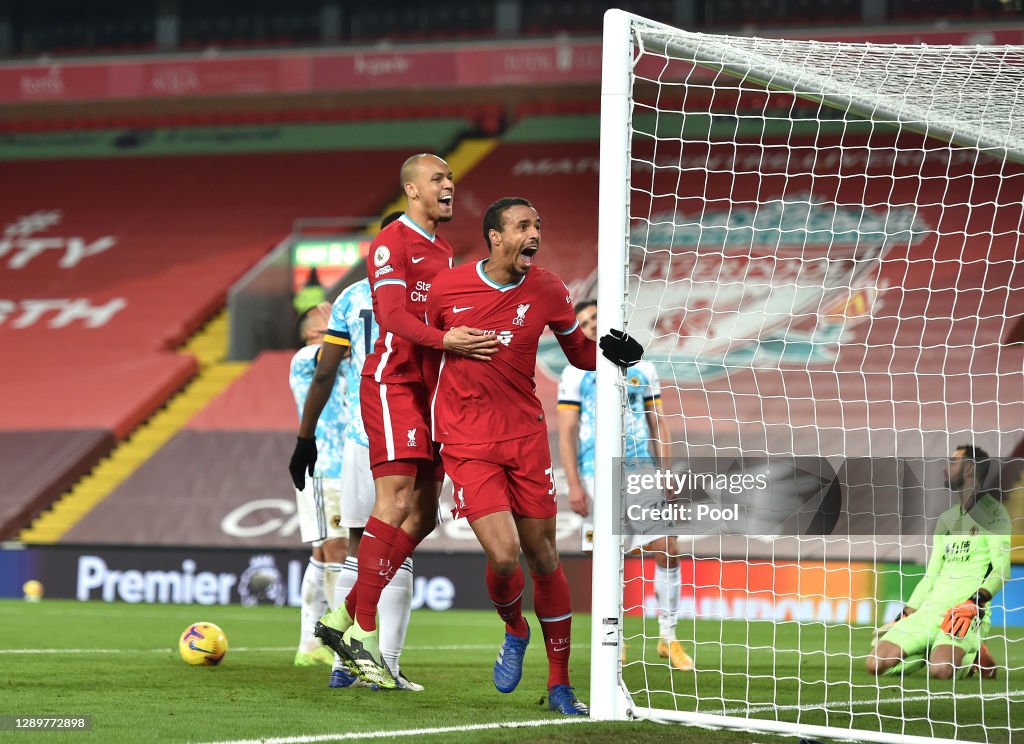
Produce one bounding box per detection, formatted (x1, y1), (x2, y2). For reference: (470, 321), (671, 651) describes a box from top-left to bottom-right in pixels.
(867, 445), (1010, 680)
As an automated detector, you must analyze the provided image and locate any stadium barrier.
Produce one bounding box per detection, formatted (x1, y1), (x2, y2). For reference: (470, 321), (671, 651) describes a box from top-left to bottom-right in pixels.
(6, 544), (1018, 627)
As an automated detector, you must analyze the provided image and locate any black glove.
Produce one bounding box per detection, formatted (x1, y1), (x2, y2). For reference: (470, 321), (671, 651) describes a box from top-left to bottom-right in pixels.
(599, 328), (643, 369)
(289, 436), (317, 490)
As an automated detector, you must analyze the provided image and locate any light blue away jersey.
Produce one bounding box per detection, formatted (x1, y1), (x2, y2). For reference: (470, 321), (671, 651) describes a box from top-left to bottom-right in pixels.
(557, 360), (662, 478)
(327, 279), (379, 447)
(289, 344), (347, 477)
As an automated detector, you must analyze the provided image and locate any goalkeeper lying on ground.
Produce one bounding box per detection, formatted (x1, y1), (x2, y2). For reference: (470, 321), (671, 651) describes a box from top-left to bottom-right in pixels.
(867, 445), (1010, 680)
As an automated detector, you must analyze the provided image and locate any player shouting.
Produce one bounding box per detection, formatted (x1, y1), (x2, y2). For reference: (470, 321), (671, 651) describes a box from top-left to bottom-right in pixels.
(426, 197), (643, 715)
(290, 154), (498, 688)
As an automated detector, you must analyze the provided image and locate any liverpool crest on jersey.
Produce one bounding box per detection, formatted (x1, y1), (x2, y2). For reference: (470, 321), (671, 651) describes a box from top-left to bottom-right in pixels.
(513, 303), (530, 326)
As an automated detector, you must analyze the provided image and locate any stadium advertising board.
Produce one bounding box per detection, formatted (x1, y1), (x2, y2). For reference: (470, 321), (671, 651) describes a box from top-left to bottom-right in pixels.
(624, 558), (1024, 628)
(0, 27), (1019, 104)
(0, 545), (490, 611)
(5, 546), (1020, 627)
(986, 564), (1024, 628)
(624, 557), (877, 625)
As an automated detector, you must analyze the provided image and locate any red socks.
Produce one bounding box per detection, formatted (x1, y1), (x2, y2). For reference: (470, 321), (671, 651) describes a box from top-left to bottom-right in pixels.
(486, 562), (529, 637)
(350, 516), (397, 631)
(389, 526), (419, 569)
(345, 518), (424, 631)
(533, 563), (573, 688)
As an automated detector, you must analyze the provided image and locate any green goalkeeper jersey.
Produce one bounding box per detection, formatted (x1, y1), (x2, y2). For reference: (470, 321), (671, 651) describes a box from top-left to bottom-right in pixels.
(906, 492), (1011, 614)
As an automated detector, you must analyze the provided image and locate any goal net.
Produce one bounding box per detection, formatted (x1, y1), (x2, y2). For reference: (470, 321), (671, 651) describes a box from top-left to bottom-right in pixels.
(591, 10), (1024, 743)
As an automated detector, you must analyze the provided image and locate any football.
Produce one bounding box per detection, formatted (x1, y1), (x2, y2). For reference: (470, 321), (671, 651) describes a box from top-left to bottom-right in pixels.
(22, 579), (44, 602)
(178, 622), (228, 666)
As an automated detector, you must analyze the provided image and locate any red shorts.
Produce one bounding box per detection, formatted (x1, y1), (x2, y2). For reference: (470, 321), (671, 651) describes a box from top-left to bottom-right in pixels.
(360, 377), (443, 480)
(440, 431), (557, 522)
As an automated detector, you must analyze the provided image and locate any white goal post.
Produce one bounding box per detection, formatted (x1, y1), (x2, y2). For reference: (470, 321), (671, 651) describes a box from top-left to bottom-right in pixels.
(592, 8), (1024, 743)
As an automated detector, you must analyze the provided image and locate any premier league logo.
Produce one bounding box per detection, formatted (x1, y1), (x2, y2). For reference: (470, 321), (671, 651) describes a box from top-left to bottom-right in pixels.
(238, 554), (285, 607)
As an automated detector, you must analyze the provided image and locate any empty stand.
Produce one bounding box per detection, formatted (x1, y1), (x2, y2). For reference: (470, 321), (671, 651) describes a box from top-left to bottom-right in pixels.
(0, 103), (504, 137)
(348, 1), (495, 42)
(443, 117), (601, 286)
(4, 121), (470, 537)
(0, 430), (114, 540)
(179, 0), (322, 49)
(27, 110), (1024, 548)
(60, 350), (297, 546)
(6, 0), (1023, 59)
(445, 112), (1024, 456)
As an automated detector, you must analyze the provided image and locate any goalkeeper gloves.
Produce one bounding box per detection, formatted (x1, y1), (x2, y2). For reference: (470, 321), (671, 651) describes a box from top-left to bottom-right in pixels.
(288, 436), (317, 490)
(599, 329), (644, 369)
(941, 595), (985, 639)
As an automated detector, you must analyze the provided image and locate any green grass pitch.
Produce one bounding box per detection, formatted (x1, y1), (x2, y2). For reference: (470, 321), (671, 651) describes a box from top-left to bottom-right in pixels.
(0, 600), (1018, 743)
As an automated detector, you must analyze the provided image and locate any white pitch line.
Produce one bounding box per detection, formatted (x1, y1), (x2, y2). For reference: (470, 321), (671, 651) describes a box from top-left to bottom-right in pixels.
(723, 688), (1024, 717)
(0, 643), (589, 655)
(406, 643), (589, 651)
(196, 717), (591, 744)
(0, 647), (290, 655)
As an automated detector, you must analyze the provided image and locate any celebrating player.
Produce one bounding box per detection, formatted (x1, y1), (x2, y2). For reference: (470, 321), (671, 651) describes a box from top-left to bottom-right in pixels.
(288, 302), (348, 668)
(558, 299), (694, 672)
(290, 154), (498, 688)
(426, 197), (642, 715)
(318, 214), (422, 691)
(866, 445), (1009, 680)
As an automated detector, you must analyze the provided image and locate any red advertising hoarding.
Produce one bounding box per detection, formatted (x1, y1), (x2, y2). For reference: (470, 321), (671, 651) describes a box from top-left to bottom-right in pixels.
(0, 26), (1019, 104)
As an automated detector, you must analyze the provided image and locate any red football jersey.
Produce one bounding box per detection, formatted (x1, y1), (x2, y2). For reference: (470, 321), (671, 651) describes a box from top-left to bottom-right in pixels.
(426, 260), (580, 444)
(365, 215), (453, 384)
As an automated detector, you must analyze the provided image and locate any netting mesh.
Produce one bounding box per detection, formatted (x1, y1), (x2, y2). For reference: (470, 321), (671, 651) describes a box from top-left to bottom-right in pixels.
(604, 17), (1024, 743)
(637, 29), (1024, 157)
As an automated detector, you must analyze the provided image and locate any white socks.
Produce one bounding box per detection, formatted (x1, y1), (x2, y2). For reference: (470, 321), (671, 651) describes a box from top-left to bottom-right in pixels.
(334, 556), (359, 613)
(323, 562), (344, 612)
(299, 557), (327, 651)
(654, 563), (680, 641)
(330, 557), (360, 672)
(379, 558), (414, 677)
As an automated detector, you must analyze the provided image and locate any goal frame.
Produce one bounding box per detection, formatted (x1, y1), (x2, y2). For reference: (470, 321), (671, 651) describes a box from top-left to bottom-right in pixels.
(589, 9), (1018, 743)
(589, 6), (632, 723)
